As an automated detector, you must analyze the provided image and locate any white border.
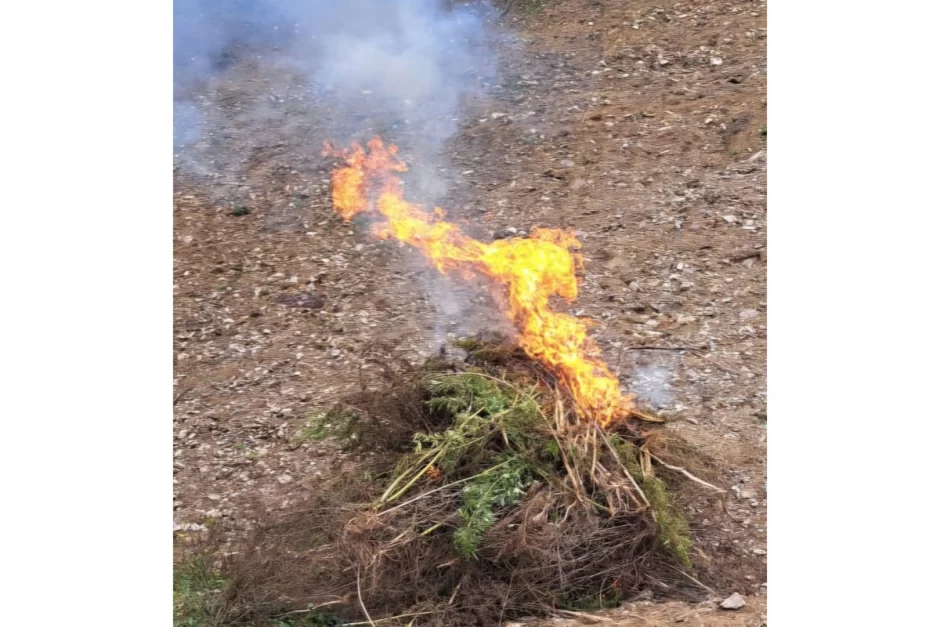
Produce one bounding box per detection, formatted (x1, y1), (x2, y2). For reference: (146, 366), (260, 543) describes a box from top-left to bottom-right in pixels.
(1, 2), (171, 625)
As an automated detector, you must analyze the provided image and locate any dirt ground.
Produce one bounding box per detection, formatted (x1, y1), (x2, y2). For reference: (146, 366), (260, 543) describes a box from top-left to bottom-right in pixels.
(173, 0), (766, 624)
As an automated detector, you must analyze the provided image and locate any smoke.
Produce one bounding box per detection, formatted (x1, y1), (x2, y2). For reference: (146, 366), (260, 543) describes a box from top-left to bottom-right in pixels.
(175, 0), (503, 350)
(174, 0), (499, 195)
(627, 353), (680, 411)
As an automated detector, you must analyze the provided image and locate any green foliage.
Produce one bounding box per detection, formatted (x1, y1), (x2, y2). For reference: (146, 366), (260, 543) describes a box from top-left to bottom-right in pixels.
(231, 206), (251, 216)
(642, 475), (694, 569)
(611, 437), (694, 569)
(454, 457), (532, 557)
(297, 409), (361, 449)
(560, 589), (623, 611)
(452, 336), (518, 363)
(412, 410), (491, 474)
(174, 555), (226, 627)
(759, 125), (767, 138)
(270, 608), (348, 627)
(540, 439), (561, 462)
(427, 373), (510, 416)
(426, 373), (544, 453)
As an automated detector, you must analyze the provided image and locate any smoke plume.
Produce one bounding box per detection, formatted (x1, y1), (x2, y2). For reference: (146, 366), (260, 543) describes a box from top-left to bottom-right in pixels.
(174, 0), (503, 349)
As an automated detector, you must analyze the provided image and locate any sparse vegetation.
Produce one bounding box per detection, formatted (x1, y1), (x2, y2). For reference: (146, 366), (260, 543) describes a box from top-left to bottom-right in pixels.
(174, 554), (225, 627)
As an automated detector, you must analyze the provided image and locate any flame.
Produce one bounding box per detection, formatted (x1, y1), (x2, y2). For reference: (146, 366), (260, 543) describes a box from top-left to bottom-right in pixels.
(322, 137), (635, 427)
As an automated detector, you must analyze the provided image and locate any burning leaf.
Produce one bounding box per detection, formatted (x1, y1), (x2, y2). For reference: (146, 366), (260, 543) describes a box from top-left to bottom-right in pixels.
(322, 137), (636, 427)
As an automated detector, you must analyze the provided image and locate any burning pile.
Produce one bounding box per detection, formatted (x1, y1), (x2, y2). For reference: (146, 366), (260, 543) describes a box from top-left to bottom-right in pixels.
(322, 137), (643, 429)
(207, 142), (727, 627)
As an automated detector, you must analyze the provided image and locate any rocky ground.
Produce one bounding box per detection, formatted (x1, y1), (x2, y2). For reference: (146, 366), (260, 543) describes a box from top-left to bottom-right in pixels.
(174, 0), (766, 624)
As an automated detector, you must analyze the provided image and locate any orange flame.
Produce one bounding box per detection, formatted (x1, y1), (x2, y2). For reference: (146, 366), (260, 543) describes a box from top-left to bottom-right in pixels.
(322, 137), (635, 427)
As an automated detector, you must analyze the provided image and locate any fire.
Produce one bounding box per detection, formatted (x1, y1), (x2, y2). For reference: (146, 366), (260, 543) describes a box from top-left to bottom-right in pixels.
(322, 137), (636, 427)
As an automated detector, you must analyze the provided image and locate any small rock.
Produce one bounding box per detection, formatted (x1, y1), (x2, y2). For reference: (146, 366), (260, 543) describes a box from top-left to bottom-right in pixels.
(330, 349), (341, 358)
(722, 215), (737, 224)
(277, 474), (293, 485)
(493, 227), (519, 240)
(739, 309), (759, 320)
(560, 158), (575, 167)
(720, 592), (746, 610)
(275, 292), (325, 310)
(753, 548), (767, 555)
(710, 57), (723, 66)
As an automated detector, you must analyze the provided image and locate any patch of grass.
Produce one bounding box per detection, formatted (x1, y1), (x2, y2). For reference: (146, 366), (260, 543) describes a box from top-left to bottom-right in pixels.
(759, 125), (767, 138)
(231, 206), (251, 216)
(174, 554), (226, 627)
(560, 589), (623, 611)
(297, 409), (361, 448)
(515, 0), (550, 15)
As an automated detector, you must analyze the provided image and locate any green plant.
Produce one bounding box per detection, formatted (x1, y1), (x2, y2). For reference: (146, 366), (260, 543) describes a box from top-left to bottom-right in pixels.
(760, 125), (767, 138)
(174, 554), (226, 627)
(270, 608), (348, 627)
(454, 457), (532, 557)
(611, 438), (694, 569)
(426, 373), (510, 416)
(297, 409), (361, 446)
(560, 589), (623, 611)
(231, 206), (251, 216)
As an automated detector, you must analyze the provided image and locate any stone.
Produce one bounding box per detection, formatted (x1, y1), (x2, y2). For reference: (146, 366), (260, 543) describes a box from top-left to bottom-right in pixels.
(720, 592), (746, 610)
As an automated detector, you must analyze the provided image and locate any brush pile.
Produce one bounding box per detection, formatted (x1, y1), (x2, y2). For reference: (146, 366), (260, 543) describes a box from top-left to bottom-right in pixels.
(216, 335), (725, 627)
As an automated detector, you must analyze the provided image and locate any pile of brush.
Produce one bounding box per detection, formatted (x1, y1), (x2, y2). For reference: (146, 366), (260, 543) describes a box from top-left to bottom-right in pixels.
(214, 335), (726, 627)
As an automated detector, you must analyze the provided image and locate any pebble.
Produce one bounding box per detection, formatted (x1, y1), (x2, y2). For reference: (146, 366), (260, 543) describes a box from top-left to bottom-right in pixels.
(277, 474), (293, 485)
(739, 309), (759, 320)
(720, 592), (746, 610)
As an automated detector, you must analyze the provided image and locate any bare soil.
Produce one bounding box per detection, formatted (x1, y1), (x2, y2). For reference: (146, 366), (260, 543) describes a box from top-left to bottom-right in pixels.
(174, 0), (766, 624)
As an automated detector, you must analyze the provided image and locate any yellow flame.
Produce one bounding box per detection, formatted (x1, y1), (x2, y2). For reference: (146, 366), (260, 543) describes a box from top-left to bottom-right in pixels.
(322, 137), (635, 427)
